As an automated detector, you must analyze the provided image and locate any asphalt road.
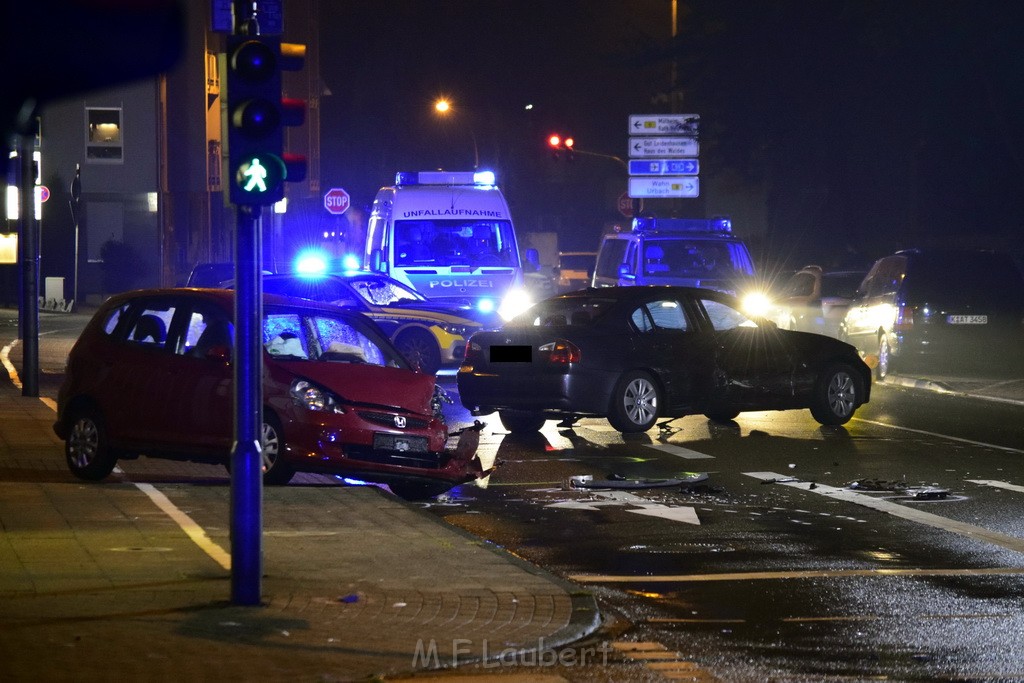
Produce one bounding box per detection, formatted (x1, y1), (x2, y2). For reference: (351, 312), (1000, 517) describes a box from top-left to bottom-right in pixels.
(5, 307), (1024, 681)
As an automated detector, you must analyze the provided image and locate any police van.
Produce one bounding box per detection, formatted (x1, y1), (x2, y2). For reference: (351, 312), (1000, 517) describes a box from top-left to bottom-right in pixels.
(364, 170), (533, 322)
(592, 217), (756, 293)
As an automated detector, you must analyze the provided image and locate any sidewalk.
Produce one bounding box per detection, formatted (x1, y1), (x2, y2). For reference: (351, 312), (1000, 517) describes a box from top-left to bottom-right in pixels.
(0, 375), (601, 682)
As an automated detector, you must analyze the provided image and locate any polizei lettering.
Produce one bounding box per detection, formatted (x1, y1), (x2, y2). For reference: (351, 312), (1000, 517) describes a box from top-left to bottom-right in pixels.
(402, 208), (503, 218)
(428, 278), (494, 289)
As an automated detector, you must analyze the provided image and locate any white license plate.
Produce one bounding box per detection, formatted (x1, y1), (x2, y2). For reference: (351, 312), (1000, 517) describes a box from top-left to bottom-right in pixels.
(947, 315), (987, 325)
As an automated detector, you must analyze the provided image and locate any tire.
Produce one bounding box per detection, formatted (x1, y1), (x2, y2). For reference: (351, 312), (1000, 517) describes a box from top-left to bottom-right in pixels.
(809, 363), (863, 426)
(499, 410), (547, 434)
(704, 409), (740, 423)
(396, 329), (442, 375)
(65, 407), (118, 481)
(607, 371), (660, 433)
(876, 335), (893, 380)
(261, 414), (294, 485)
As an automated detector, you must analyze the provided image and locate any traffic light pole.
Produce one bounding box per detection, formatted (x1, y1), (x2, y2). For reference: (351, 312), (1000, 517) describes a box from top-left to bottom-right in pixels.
(230, 204), (264, 605)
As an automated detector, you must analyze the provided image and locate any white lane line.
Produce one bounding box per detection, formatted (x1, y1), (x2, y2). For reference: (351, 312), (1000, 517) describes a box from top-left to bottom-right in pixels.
(134, 483), (231, 570)
(744, 471), (1024, 554)
(853, 417), (1024, 454)
(644, 443), (715, 459)
(27, 376), (232, 571)
(1, 339), (22, 389)
(966, 480), (1024, 494)
(568, 567), (1024, 583)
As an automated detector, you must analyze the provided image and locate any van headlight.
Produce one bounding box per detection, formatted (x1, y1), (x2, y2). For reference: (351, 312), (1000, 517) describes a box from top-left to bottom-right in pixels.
(497, 288), (534, 321)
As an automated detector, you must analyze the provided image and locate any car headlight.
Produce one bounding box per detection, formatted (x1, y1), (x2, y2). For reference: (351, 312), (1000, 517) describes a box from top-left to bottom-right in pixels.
(437, 323), (474, 337)
(497, 288), (534, 322)
(740, 291), (774, 318)
(290, 379), (346, 413)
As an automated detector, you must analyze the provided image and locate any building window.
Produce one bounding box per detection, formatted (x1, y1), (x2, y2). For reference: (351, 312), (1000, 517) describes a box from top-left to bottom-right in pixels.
(86, 107), (123, 162)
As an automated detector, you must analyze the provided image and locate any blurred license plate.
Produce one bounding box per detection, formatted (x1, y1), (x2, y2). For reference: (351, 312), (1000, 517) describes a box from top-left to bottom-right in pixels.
(490, 345), (531, 362)
(947, 315), (987, 324)
(373, 433), (428, 453)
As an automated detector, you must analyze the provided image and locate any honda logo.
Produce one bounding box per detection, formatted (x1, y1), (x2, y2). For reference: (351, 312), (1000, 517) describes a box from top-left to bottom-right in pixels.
(394, 416), (407, 429)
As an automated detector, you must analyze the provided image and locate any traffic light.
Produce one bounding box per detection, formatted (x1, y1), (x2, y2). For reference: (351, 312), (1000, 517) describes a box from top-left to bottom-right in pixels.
(547, 133), (575, 161)
(226, 29), (307, 206)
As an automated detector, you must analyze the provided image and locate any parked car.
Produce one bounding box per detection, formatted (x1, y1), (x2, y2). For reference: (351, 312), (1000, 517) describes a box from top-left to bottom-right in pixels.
(774, 265), (866, 338)
(555, 251), (597, 292)
(53, 288), (486, 499)
(458, 286), (871, 434)
(841, 248), (1024, 379)
(236, 272), (485, 375)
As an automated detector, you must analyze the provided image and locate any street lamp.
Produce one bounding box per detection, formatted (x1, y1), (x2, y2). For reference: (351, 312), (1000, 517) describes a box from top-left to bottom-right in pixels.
(432, 97), (478, 170)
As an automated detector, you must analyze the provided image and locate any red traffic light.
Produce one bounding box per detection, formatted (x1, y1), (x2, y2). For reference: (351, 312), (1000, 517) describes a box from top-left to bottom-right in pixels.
(548, 134), (562, 148)
(563, 137), (574, 149)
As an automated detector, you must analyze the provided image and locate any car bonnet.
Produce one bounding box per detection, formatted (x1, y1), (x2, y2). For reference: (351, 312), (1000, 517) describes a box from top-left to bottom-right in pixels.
(275, 360), (437, 414)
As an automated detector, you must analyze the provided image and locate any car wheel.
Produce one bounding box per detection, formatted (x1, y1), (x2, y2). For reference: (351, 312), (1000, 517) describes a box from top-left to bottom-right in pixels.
(499, 410), (547, 434)
(704, 409), (740, 423)
(261, 414), (294, 485)
(65, 407), (118, 481)
(876, 336), (893, 380)
(396, 329), (442, 375)
(608, 371), (660, 433)
(810, 363), (863, 426)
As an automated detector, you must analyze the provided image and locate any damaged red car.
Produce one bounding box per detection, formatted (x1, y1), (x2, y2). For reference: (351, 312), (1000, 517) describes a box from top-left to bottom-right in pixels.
(54, 288), (485, 499)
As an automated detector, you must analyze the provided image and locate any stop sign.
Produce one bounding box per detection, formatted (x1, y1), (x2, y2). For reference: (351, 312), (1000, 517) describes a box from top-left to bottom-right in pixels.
(324, 187), (350, 215)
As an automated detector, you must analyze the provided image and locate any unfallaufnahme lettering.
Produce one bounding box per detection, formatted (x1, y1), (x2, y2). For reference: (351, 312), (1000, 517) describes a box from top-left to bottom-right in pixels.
(401, 208), (503, 218)
(411, 637), (613, 668)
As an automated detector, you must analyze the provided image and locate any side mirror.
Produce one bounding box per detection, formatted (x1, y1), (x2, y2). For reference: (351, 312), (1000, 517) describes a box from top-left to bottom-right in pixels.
(617, 263), (633, 278)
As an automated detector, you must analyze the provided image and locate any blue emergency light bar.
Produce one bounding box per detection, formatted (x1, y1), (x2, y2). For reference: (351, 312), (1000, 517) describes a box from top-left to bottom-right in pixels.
(395, 170), (497, 187)
(632, 216), (732, 234)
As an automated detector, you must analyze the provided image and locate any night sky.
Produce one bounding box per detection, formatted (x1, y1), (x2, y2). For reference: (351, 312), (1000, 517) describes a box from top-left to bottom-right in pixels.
(318, 1), (1024, 270)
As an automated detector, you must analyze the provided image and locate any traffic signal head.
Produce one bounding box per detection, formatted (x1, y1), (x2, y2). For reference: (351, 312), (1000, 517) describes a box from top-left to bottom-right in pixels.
(226, 32), (307, 206)
(546, 133), (574, 161)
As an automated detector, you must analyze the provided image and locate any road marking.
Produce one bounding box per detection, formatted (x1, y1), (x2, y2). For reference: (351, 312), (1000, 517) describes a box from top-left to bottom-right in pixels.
(966, 480), (1024, 494)
(853, 417), (1024, 454)
(568, 567), (1024, 583)
(134, 483), (231, 570)
(1, 339), (21, 389)
(744, 471), (1024, 553)
(546, 489), (700, 525)
(645, 443), (715, 459)
(21, 371), (233, 572)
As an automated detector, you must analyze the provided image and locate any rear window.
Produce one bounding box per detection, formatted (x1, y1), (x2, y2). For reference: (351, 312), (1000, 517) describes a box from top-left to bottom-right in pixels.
(906, 253), (1024, 305)
(509, 297), (615, 328)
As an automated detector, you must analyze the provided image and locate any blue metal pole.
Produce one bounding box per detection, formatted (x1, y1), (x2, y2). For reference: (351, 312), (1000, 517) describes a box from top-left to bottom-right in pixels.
(231, 204), (263, 605)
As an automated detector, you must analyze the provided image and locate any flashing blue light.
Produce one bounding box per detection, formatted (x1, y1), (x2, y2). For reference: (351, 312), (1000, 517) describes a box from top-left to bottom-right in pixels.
(341, 253), (361, 271)
(294, 251), (328, 276)
(395, 172), (417, 185)
(477, 298), (496, 314)
(473, 170), (496, 186)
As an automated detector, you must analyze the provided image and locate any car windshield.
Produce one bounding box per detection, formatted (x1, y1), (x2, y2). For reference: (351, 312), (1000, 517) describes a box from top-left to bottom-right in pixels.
(263, 310), (402, 367)
(346, 276), (425, 306)
(507, 297), (616, 328)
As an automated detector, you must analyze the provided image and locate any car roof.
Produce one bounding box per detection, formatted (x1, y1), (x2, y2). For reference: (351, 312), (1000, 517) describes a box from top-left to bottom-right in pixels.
(106, 287), (369, 316)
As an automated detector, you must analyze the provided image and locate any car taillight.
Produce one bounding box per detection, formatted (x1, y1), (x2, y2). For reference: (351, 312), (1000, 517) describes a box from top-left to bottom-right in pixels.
(539, 339), (581, 365)
(894, 304), (915, 333)
(463, 340), (483, 363)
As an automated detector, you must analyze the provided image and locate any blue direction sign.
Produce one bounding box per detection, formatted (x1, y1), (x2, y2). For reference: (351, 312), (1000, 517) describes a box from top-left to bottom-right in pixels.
(628, 176), (699, 199)
(629, 159), (699, 176)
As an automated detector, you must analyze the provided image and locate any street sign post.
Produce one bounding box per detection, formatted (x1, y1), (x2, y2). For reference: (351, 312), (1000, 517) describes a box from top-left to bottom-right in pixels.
(324, 187), (350, 215)
(629, 114), (700, 136)
(629, 136), (699, 158)
(628, 159), (699, 176)
(628, 176), (700, 199)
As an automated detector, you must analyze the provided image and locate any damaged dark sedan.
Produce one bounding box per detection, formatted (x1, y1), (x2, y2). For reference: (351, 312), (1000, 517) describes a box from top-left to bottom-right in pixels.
(458, 286), (871, 434)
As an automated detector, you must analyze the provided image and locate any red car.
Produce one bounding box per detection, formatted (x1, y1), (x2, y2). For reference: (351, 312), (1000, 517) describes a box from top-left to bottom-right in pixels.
(53, 288), (485, 499)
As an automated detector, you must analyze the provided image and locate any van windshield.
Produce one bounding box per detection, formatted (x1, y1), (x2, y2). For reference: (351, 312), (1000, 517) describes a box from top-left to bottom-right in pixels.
(394, 220), (518, 268)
